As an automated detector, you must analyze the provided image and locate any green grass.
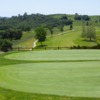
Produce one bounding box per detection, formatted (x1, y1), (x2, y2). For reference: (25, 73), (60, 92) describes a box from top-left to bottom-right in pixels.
(5, 50), (100, 61)
(13, 31), (36, 48)
(37, 28), (79, 47)
(14, 38), (36, 48)
(1, 61), (100, 98)
(1, 50), (100, 100)
(0, 50), (100, 100)
(37, 25), (100, 48)
(11, 14), (100, 49)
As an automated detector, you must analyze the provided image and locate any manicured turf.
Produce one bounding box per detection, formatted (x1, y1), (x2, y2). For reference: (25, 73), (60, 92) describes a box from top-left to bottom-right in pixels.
(1, 50), (100, 99)
(0, 62), (100, 98)
(5, 50), (100, 61)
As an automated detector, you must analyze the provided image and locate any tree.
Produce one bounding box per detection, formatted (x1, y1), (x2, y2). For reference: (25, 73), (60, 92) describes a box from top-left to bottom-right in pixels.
(61, 15), (68, 20)
(59, 24), (64, 32)
(47, 25), (53, 37)
(35, 26), (47, 45)
(87, 25), (96, 41)
(82, 15), (90, 21)
(0, 39), (12, 52)
(70, 24), (73, 30)
(74, 13), (81, 20)
(81, 25), (87, 39)
(82, 24), (96, 41)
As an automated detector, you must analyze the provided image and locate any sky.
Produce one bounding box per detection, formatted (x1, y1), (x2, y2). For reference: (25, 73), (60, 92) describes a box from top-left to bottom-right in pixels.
(0, 0), (100, 17)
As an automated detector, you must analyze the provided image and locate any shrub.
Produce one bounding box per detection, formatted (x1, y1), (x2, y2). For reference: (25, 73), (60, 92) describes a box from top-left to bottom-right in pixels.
(0, 39), (12, 52)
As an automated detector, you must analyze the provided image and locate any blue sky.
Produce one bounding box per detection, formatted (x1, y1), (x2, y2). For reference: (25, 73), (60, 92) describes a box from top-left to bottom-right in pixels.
(0, 0), (100, 17)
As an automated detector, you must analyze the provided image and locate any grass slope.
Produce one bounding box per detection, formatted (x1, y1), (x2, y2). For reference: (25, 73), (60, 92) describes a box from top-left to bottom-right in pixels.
(13, 31), (36, 48)
(36, 25), (100, 48)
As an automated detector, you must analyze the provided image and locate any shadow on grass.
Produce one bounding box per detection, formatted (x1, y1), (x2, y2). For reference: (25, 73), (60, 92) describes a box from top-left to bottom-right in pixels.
(82, 39), (96, 42)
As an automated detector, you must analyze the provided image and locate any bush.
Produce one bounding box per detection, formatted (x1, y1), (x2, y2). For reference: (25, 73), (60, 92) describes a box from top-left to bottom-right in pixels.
(0, 39), (12, 52)
(70, 44), (100, 49)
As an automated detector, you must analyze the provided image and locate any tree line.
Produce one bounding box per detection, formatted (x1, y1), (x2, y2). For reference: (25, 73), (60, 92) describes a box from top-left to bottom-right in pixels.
(74, 13), (90, 21)
(0, 29), (22, 52)
(0, 13), (73, 31)
(0, 13), (73, 51)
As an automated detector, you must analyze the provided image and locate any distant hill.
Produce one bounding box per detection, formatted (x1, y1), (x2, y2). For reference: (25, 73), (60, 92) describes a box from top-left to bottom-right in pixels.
(0, 13), (73, 32)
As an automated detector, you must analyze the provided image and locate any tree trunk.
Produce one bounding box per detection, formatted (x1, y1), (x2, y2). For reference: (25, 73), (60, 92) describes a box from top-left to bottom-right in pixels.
(90, 37), (92, 41)
(41, 42), (42, 46)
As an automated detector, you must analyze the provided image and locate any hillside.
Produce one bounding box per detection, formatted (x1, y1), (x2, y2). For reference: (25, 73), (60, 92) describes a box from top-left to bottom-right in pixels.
(14, 14), (100, 49)
(0, 13), (100, 49)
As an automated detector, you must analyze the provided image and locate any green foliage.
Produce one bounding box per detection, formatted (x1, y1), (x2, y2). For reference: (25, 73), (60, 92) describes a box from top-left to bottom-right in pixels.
(0, 13), (73, 32)
(0, 29), (22, 40)
(87, 25), (96, 41)
(60, 15), (68, 20)
(74, 13), (90, 21)
(35, 26), (47, 45)
(0, 39), (12, 52)
(82, 23), (96, 41)
(70, 24), (73, 30)
(46, 25), (54, 37)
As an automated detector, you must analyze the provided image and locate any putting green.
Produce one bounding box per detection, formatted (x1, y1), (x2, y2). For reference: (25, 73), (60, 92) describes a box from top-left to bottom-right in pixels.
(0, 62), (100, 97)
(5, 50), (100, 61)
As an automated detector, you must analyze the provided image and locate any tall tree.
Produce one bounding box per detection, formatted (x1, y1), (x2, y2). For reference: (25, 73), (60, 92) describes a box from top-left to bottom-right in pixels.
(35, 26), (47, 45)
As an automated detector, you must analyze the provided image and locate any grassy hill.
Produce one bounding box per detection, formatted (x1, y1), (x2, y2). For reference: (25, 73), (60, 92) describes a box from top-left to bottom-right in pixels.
(11, 14), (100, 49)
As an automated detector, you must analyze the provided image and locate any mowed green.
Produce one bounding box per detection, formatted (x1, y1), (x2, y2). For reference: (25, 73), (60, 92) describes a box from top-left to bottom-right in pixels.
(0, 62), (100, 98)
(0, 50), (100, 98)
(5, 50), (100, 61)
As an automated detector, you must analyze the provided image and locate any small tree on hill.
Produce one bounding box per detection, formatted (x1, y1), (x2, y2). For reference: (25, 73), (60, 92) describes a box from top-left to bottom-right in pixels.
(82, 24), (96, 41)
(70, 24), (73, 30)
(47, 25), (53, 37)
(59, 24), (64, 32)
(35, 26), (47, 46)
(87, 25), (96, 41)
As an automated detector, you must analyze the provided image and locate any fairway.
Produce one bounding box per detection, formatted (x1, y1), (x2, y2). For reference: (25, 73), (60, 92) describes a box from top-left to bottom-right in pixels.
(5, 50), (100, 61)
(0, 62), (100, 97)
(1, 50), (100, 99)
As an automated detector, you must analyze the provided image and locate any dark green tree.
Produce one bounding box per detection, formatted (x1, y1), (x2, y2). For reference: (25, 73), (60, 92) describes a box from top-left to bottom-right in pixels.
(0, 39), (12, 52)
(70, 24), (73, 30)
(61, 15), (68, 20)
(59, 25), (64, 32)
(35, 26), (47, 45)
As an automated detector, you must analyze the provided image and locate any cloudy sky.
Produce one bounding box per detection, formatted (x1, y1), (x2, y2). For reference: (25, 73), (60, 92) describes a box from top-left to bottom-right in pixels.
(0, 0), (100, 17)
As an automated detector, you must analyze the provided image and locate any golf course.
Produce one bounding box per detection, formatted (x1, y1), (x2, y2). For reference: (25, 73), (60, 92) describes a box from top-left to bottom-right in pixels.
(0, 6), (100, 99)
(0, 50), (100, 100)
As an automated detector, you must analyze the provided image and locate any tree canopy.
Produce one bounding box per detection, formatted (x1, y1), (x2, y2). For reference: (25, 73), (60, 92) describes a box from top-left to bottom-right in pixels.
(35, 26), (47, 45)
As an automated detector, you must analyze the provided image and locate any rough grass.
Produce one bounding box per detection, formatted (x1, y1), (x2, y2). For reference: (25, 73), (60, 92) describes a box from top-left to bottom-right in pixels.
(13, 31), (36, 48)
(37, 25), (100, 48)
(14, 38), (35, 48)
